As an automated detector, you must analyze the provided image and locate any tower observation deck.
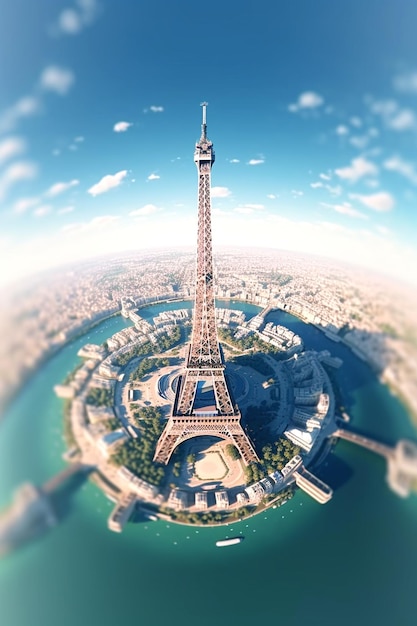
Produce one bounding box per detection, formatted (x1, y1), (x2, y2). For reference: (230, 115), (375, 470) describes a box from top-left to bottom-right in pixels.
(154, 104), (259, 465)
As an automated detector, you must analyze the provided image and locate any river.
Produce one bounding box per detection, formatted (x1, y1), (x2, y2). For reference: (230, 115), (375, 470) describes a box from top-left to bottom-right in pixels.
(0, 301), (416, 626)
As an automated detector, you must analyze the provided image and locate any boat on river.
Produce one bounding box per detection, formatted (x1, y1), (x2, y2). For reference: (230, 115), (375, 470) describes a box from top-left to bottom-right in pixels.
(216, 536), (244, 547)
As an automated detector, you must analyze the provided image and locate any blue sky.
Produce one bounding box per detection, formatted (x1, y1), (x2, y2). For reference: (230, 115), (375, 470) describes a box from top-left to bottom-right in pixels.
(1, 0), (417, 286)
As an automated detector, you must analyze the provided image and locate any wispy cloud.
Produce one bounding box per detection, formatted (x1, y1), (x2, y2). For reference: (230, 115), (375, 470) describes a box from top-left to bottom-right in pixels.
(368, 97), (416, 131)
(384, 155), (417, 185)
(147, 173), (160, 181)
(229, 158), (240, 163)
(0, 161), (38, 202)
(129, 203), (160, 216)
(51, 0), (100, 37)
(289, 91), (324, 113)
(46, 179), (79, 197)
(233, 203), (264, 215)
(57, 205), (75, 215)
(113, 121), (132, 133)
(39, 66), (75, 95)
(349, 135), (369, 150)
(13, 197), (40, 214)
(144, 105), (164, 113)
(349, 191), (395, 212)
(335, 157), (378, 183)
(320, 201), (368, 219)
(0, 97), (40, 133)
(61, 214), (119, 235)
(211, 186), (231, 198)
(388, 109), (416, 131)
(266, 194), (276, 199)
(335, 125), (349, 136)
(393, 70), (417, 94)
(247, 158), (264, 166)
(0, 137), (27, 165)
(311, 180), (342, 196)
(350, 116), (362, 127)
(33, 205), (52, 218)
(88, 170), (127, 196)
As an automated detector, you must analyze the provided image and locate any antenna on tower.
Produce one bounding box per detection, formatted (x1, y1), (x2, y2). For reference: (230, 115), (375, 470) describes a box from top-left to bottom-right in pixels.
(200, 101), (208, 140)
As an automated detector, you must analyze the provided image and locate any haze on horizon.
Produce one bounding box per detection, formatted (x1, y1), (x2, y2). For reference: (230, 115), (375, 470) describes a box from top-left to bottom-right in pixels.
(1, 0), (417, 289)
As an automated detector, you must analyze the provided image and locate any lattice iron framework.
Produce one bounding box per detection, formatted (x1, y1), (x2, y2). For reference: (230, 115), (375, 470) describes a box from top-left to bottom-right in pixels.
(153, 104), (258, 465)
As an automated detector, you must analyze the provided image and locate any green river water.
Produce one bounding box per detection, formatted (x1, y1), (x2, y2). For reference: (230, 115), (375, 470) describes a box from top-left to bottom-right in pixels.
(0, 300), (416, 626)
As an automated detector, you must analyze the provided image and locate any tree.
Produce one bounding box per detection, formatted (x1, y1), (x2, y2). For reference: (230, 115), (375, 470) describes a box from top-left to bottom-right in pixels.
(225, 444), (241, 460)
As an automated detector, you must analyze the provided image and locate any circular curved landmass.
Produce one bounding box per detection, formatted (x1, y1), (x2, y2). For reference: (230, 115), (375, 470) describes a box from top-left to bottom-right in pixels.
(63, 313), (337, 528)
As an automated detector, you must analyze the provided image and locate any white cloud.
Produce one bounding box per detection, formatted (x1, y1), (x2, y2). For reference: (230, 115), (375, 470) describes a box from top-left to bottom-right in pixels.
(247, 158), (264, 165)
(13, 197), (40, 214)
(365, 179), (379, 189)
(61, 214), (120, 235)
(349, 135), (369, 150)
(46, 179), (79, 197)
(0, 96), (40, 132)
(311, 182), (324, 189)
(325, 184), (342, 196)
(291, 190), (304, 197)
(266, 194), (276, 199)
(59, 9), (82, 34)
(149, 105), (164, 113)
(349, 192), (395, 212)
(289, 91), (324, 112)
(53, 0), (99, 36)
(376, 225), (391, 236)
(74, 135), (84, 142)
(234, 207), (253, 215)
(320, 173), (331, 180)
(147, 173), (160, 181)
(0, 137), (26, 164)
(320, 201), (367, 220)
(0, 161), (38, 202)
(336, 125), (349, 136)
(233, 203), (264, 215)
(369, 98), (398, 117)
(368, 98), (416, 131)
(88, 170), (127, 196)
(113, 121), (132, 133)
(211, 186), (231, 198)
(384, 155), (417, 185)
(350, 116), (362, 127)
(229, 158), (240, 163)
(393, 70), (417, 94)
(335, 157), (378, 183)
(57, 205), (75, 215)
(39, 66), (75, 95)
(129, 204), (160, 216)
(388, 109), (416, 131)
(33, 205), (52, 217)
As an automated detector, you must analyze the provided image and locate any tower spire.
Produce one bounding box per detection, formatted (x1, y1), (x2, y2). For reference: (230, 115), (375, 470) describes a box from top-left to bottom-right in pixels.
(200, 101), (208, 141)
(153, 105), (258, 466)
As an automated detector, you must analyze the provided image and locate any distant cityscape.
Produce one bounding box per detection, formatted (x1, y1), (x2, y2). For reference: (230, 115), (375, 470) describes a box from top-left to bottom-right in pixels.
(1, 247), (416, 421)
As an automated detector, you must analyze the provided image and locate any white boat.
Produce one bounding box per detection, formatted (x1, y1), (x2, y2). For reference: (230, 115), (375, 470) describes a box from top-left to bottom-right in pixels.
(216, 536), (244, 547)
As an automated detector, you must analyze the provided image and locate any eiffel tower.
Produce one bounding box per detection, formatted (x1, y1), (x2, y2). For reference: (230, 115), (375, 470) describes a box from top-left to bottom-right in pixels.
(153, 103), (259, 466)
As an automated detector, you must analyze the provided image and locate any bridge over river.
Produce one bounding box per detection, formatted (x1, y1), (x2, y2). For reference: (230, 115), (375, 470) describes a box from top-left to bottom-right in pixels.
(0, 462), (93, 557)
(335, 429), (417, 497)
